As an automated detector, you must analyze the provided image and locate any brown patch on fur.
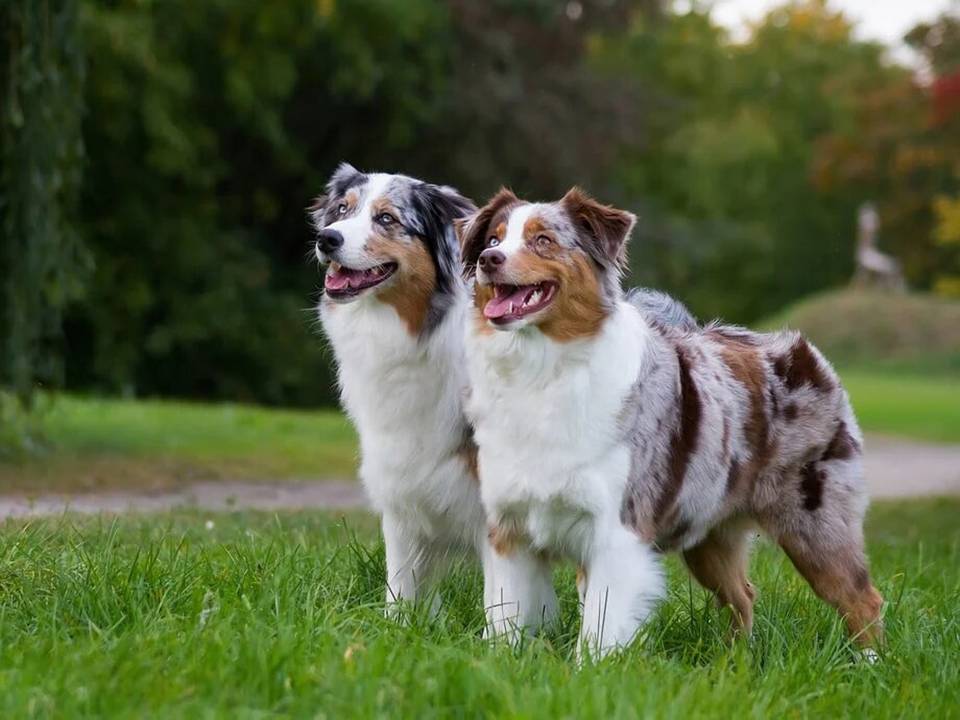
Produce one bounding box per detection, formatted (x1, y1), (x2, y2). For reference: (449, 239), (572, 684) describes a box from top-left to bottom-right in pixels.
(783, 402), (799, 421)
(779, 540), (884, 648)
(367, 234), (437, 336)
(459, 430), (479, 483)
(535, 253), (608, 342)
(800, 462), (824, 511)
(522, 216), (553, 249)
(822, 421), (859, 462)
(488, 523), (523, 557)
(683, 527), (756, 637)
(655, 347), (701, 525)
(716, 339), (774, 496)
(773, 337), (834, 393)
(472, 284), (496, 336)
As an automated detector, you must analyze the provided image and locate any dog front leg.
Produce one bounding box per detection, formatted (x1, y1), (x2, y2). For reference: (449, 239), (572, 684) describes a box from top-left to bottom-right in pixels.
(382, 512), (437, 616)
(482, 540), (557, 643)
(578, 526), (664, 659)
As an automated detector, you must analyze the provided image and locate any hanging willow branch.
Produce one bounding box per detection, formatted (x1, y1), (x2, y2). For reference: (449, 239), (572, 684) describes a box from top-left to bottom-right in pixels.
(0, 0), (86, 448)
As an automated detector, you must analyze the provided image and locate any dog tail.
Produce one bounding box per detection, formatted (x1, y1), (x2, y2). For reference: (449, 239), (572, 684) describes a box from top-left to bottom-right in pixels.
(627, 288), (699, 331)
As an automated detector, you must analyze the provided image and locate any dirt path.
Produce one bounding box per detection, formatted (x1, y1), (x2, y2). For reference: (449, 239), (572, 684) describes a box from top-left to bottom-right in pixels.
(0, 434), (957, 520)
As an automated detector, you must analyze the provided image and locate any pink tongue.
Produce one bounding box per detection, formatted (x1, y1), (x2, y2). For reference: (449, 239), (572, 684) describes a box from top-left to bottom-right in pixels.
(325, 267), (368, 291)
(484, 287), (533, 319)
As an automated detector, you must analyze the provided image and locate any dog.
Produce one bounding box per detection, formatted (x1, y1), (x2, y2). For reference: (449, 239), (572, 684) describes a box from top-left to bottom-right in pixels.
(311, 163), (487, 613)
(457, 187), (884, 657)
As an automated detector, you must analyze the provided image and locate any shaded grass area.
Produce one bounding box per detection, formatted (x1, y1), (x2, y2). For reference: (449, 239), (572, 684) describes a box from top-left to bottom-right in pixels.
(0, 499), (957, 718)
(842, 370), (960, 444)
(0, 395), (358, 493)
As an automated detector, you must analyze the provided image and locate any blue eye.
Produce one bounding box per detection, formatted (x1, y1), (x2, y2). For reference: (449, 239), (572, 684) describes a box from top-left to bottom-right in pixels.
(337, 203), (348, 216)
(377, 213), (396, 226)
(488, 237), (500, 247)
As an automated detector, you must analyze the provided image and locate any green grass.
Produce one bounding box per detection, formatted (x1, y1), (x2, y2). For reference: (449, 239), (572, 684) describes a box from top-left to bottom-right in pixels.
(1, 499), (958, 718)
(0, 395), (359, 492)
(2, 364), (958, 494)
(842, 370), (960, 443)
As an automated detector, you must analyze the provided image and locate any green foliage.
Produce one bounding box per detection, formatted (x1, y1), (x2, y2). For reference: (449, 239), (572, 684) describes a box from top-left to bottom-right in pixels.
(0, 501), (958, 716)
(0, 0), (86, 447)
(610, 2), (908, 321)
(6, 0), (958, 407)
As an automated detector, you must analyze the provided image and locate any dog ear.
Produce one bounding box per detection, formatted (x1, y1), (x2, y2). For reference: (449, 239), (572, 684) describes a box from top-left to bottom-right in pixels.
(308, 162), (367, 230)
(562, 187), (636, 271)
(327, 162), (364, 196)
(456, 188), (518, 276)
(420, 184), (476, 224)
(408, 183), (476, 295)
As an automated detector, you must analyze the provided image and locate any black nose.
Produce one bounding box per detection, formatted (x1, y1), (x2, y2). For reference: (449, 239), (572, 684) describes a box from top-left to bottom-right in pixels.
(317, 228), (344, 254)
(478, 249), (505, 271)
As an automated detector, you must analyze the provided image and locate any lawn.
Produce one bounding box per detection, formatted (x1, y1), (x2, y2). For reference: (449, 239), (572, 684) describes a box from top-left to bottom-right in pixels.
(0, 499), (957, 718)
(841, 371), (960, 444)
(1, 365), (957, 494)
(0, 395), (358, 493)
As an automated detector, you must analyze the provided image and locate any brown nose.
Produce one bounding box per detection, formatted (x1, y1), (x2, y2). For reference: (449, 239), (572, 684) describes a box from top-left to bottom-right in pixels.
(478, 249), (505, 271)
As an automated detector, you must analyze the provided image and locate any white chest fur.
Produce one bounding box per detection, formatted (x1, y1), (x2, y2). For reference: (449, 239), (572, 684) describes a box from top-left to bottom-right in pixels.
(321, 294), (480, 537)
(466, 303), (649, 560)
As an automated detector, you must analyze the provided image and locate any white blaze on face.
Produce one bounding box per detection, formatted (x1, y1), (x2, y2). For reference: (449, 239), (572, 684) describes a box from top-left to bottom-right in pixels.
(498, 204), (539, 256)
(323, 173), (393, 270)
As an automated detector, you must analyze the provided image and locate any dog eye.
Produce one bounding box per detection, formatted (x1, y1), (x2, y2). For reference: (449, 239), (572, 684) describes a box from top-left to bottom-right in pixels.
(377, 212), (396, 226)
(536, 234), (553, 247)
(487, 237), (500, 247)
(337, 203), (348, 216)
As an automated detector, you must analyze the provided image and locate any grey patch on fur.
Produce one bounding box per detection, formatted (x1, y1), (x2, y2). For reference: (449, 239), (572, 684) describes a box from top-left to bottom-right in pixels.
(627, 288), (699, 331)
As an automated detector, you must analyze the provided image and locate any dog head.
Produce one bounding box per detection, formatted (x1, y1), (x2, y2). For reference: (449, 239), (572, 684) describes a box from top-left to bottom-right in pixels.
(310, 163), (475, 335)
(456, 187), (635, 341)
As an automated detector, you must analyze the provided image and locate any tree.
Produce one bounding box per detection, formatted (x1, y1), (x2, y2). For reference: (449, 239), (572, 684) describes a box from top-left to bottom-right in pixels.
(1, 0), (86, 452)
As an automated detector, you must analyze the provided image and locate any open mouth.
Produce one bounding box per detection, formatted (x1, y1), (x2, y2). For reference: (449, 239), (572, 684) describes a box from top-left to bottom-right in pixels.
(484, 282), (558, 324)
(324, 262), (397, 299)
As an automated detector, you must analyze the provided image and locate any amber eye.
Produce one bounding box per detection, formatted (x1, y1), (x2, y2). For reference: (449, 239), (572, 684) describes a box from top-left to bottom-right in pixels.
(337, 203), (348, 216)
(487, 236), (500, 247)
(536, 234), (553, 248)
(376, 212), (396, 226)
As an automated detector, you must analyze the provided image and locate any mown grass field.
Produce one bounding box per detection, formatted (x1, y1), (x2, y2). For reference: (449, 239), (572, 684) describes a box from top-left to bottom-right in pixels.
(1, 499), (957, 718)
(0, 396), (358, 493)
(841, 370), (960, 444)
(1, 366), (957, 494)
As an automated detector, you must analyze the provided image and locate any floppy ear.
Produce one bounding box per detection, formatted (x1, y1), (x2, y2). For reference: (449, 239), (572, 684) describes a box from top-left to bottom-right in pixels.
(327, 161), (363, 196)
(307, 162), (365, 229)
(408, 183), (476, 295)
(562, 187), (636, 271)
(455, 188), (518, 276)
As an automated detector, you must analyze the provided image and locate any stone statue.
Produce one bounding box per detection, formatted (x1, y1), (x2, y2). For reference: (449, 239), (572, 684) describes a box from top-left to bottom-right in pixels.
(853, 203), (905, 291)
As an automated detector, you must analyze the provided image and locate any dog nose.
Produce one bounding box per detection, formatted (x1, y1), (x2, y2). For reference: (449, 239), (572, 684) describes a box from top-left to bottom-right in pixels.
(317, 228), (344, 254)
(478, 249), (505, 271)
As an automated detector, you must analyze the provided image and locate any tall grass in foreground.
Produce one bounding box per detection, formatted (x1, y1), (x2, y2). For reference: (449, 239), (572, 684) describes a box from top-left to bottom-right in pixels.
(1, 500), (958, 718)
